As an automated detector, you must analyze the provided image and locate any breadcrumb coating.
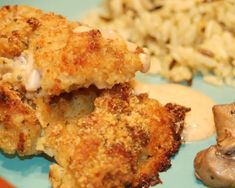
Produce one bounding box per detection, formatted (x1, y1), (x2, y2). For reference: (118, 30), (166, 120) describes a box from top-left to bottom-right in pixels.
(0, 5), (147, 95)
(0, 82), (40, 155)
(37, 84), (189, 188)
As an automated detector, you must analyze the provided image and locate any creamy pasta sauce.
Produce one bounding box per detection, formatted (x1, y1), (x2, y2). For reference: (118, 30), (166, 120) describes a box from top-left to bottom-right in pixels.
(133, 81), (215, 142)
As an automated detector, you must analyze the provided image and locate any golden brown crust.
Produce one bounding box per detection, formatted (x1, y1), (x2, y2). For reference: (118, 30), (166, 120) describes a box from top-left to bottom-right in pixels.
(132, 103), (190, 187)
(0, 5), (43, 57)
(0, 82), (41, 155)
(0, 5), (143, 95)
(38, 84), (189, 188)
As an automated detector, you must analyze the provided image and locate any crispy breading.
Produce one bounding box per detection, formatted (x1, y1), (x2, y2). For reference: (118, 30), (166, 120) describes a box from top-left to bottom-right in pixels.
(0, 83), (97, 156)
(0, 82), (40, 155)
(37, 84), (189, 188)
(0, 5), (147, 95)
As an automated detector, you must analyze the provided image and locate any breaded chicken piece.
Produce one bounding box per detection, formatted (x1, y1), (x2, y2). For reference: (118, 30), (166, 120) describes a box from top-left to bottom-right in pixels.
(0, 82), (40, 155)
(37, 84), (189, 188)
(0, 5), (149, 95)
(0, 83), (98, 156)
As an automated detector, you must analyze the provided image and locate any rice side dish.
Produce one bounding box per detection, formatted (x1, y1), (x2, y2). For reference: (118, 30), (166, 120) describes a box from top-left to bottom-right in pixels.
(82, 0), (235, 87)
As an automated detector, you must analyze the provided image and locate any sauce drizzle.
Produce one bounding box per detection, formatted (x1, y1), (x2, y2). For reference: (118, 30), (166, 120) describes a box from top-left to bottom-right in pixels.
(133, 81), (215, 142)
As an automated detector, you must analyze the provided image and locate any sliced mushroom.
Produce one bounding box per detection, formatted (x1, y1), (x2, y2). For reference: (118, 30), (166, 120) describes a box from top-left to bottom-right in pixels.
(213, 103), (235, 139)
(194, 146), (235, 188)
(194, 102), (235, 187)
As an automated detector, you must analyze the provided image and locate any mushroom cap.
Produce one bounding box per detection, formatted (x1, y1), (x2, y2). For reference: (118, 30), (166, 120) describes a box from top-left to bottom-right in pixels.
(194, 146), (235, 188)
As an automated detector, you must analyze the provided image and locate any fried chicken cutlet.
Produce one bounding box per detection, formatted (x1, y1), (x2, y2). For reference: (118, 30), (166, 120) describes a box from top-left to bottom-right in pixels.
(0, 4), (149, 156)
(0, 5), (149, 95)
(37, 84), (189, 188)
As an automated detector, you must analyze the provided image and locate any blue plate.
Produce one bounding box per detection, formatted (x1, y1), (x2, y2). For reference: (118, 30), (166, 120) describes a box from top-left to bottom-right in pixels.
(0, 1), (234, 187)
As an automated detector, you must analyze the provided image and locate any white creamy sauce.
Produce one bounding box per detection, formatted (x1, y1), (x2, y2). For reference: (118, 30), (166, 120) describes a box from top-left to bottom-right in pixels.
(139, 54), (150, 73)
(0, 51), (41, 91)
(139, 48), (151, 73)
(133, 81), (215, 142)
(25, 69), (41, 91)
(14, 51), (41, 91)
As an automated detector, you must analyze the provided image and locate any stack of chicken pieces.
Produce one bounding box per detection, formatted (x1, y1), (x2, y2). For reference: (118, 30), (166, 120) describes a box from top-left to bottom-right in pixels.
(0, 5), (189, 188)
